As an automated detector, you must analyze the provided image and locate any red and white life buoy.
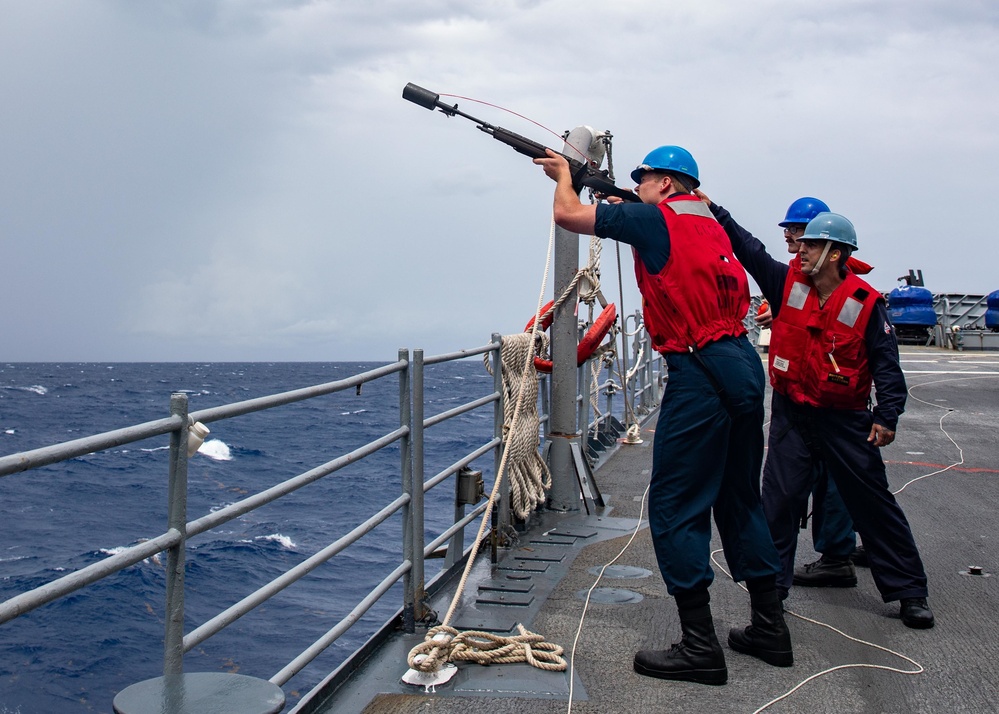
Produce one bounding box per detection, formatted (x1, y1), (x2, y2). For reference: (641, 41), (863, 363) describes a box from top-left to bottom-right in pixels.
(526, 302), (617, 374)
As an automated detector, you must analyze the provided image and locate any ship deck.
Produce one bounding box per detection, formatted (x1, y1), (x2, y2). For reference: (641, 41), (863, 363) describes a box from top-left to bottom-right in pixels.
(304, 346), (999, 714)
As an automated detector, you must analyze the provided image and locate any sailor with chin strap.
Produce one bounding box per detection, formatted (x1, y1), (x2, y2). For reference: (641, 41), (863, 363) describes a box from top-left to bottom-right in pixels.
(805, 241), (834, 276)
(799, 212), (858, 277)
(709, 204), (935, 626)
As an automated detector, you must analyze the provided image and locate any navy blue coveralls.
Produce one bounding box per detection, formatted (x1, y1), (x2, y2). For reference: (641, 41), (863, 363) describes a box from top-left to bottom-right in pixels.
(811, 462), (856, 558)
(711, 203), (929, 602)
(595, 201), (781, 596)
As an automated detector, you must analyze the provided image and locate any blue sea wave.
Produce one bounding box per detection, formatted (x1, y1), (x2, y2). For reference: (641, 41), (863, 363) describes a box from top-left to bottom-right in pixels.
(0, 361), (495, 713)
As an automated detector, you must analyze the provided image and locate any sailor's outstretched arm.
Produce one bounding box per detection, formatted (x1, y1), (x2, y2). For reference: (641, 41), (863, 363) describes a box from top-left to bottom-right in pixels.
(695, 189), (789, 310)
(534, 149), (597, 234)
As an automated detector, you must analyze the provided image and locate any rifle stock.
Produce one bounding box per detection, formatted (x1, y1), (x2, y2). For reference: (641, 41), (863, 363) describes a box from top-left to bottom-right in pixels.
(403, 83), (639, 203)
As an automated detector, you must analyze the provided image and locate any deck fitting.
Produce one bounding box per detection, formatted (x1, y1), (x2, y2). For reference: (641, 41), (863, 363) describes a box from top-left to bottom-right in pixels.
(575, 587), (643, 604)
(587, 564), (653, 580)
(960, 565), (991, 577)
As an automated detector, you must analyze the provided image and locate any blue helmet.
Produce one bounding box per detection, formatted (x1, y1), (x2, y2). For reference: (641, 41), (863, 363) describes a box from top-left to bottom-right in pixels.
(779, 197), (830, 227)
(803, 212), (858, 250)
(630, 145), (700, 188)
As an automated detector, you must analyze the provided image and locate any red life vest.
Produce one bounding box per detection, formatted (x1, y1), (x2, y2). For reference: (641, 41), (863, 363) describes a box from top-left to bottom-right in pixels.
(769, 270), (881, 409)
(633, 195), (750, 353)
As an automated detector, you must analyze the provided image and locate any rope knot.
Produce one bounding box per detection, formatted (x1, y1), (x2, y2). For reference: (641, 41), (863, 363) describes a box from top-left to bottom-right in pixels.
(408, 624), (566, 673)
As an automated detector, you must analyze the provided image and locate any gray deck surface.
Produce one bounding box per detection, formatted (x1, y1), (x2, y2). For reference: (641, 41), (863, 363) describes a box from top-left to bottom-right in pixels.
(307, 347), (999, 714)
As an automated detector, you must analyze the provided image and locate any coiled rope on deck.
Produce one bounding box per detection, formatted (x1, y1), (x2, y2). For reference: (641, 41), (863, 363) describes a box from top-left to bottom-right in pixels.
(407, 624), (566, 673)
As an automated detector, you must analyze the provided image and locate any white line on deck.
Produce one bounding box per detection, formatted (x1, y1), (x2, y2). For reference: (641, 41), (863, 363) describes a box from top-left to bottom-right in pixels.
(903, 370), (999, 375)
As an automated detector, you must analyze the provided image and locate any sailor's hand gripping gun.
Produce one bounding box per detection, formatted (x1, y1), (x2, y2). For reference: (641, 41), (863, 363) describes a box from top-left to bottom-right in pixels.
(402, 82), (640, 203)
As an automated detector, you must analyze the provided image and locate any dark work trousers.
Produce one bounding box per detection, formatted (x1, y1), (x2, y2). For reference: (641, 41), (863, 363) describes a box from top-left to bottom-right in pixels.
(763, 392), (929, 601)
(810, 463), (857, 558)
(649, 336), (781, 595)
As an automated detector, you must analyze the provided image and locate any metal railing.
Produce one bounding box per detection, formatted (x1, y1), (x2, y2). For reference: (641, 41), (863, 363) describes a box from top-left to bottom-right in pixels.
(577, 310), (663, 458)
(746, 292), (999, 351)
(0, 356), (421, 687)
(929, 293), (999, 350)
(0, 330), (662, 709)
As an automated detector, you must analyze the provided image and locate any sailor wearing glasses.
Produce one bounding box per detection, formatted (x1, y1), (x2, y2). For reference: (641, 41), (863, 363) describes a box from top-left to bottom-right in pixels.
(700, 195), (935, 630)
(759, 198), (866, 592)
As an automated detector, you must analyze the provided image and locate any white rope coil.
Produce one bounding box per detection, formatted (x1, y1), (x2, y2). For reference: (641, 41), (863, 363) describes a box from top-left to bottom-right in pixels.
(487, 332), (552, 519)
(407, 624), (567, 673)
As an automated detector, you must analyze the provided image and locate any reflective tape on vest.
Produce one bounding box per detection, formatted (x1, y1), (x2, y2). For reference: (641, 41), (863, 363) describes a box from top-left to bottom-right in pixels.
(666, 200), (718, 220)
(837, 297), (863, 328)
(787, 282), (810, 310)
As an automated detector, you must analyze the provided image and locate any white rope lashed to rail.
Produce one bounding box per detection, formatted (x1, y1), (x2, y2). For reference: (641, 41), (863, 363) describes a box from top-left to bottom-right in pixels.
(488, 332), (552, 519)
(406, 137), (631, 684)
(406, 218), (567, 676)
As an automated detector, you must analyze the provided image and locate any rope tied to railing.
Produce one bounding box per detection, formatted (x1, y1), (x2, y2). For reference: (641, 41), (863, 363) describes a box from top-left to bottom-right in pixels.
(407, 624), (566, 672)
(406, 218), (564, 677)
(487, 332), (551, 519)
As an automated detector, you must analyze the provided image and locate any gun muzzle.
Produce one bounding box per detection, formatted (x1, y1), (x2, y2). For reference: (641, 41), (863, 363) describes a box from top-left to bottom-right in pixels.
(402, 83), (441, 111)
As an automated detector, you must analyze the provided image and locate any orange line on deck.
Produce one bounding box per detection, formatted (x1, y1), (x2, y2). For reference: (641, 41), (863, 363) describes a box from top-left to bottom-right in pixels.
(886, 460), (999, 474)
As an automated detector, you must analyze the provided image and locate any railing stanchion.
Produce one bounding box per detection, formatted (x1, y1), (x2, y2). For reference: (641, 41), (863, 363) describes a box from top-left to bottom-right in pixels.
(164, 393), (189, 675)
(636, 317), (648, 410)
(398, 349), (417, 634)
(540, 374), (551, 441)
(410, 349), (427, 624)
(577, 349), (587, 460)
(491, 334), (509, 549)
(605, 366), (614, 433)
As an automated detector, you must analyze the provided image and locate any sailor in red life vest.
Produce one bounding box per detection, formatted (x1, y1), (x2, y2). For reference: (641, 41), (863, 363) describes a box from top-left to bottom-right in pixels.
(699, 198), (935, 629)
(759, 198), (868, 591)
(535, 145), (790, 686)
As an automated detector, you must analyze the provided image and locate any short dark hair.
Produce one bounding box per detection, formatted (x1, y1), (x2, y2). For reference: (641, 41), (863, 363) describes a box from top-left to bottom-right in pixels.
(836, 244), (853, 278)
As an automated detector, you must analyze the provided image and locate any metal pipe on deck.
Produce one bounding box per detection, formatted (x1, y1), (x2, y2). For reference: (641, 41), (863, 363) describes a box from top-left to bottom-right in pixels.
(398, 348), (416, 633)
(411, 350), (428, 626)
(492, 334), (510, 546)
(546, 222), (582, 512)
(163, 393), (189, 676)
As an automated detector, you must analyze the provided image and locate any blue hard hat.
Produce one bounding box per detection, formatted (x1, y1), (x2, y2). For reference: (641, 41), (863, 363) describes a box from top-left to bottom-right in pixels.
(779, 197), (830, 227)
(630, 145), (700, 188)
(803, 212), (858, 250)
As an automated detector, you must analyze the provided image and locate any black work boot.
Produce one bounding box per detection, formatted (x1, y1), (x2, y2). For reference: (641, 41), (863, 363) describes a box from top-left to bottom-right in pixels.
(634, 604), (727, 685)
(728, 590), (793, 667)
(793, 555), (858, 587)
(900, 597), (935, 629)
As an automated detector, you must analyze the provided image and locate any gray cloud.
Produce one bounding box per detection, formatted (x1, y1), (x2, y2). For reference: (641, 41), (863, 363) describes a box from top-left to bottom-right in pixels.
(2, 0), (996, 360)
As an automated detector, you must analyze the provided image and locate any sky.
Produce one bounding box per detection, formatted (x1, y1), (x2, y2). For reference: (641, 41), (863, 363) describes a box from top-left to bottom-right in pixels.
(2, 0), (997, 362)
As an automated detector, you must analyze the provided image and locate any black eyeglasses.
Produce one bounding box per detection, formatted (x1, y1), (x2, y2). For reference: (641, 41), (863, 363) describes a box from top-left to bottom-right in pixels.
(783, 225), (806, 236)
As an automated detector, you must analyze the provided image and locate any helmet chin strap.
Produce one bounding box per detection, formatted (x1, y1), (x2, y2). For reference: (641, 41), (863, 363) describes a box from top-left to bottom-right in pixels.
(808, 241), (833, 276)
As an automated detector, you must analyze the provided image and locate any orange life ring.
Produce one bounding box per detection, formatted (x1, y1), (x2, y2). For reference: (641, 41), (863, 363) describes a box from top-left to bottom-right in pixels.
(524, 300), (556, 332)
(526, 303), (617, 374)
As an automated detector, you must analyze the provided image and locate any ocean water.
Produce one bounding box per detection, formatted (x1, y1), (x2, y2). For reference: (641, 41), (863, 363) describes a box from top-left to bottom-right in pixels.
(0, 361), (497, 713)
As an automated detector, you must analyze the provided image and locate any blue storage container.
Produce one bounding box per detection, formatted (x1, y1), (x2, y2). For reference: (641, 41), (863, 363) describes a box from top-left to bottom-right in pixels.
(888, 285), (937, 326)
(985, 289), (999, 331)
